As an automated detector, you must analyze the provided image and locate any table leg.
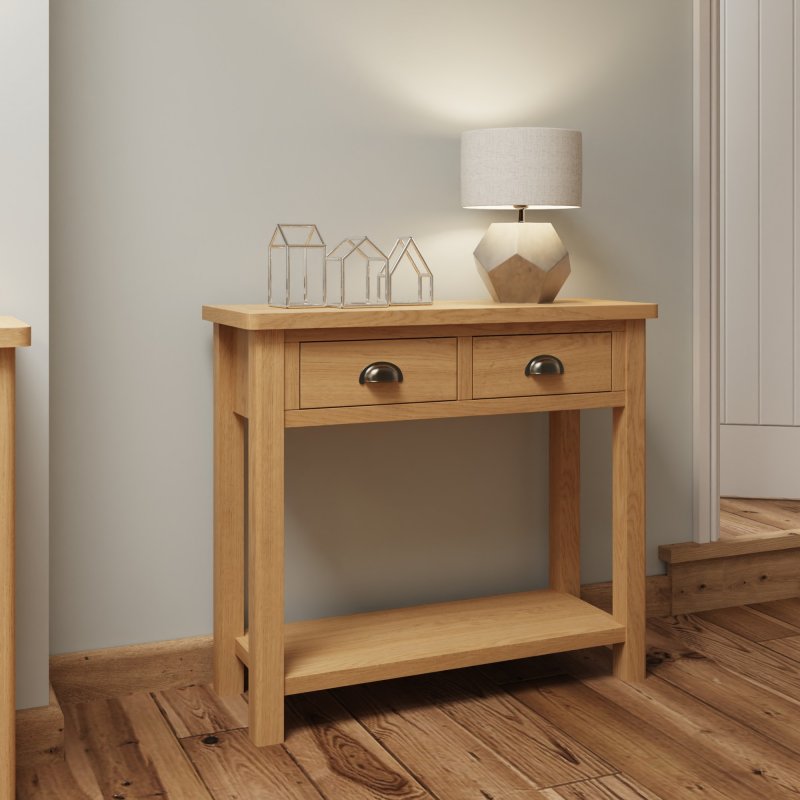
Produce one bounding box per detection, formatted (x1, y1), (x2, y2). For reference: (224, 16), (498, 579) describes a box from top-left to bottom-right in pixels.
(612, 320), (646, 681)
(247, 330), (285, 746)
(213, 325), (246, 697)
(0, 348), (15, 799)
(549, 410), (581, 595)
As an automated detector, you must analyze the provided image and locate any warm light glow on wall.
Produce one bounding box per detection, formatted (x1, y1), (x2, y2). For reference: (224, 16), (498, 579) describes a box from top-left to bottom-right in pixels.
(370, 69), (561, 126)
(263, 3), (630, 128)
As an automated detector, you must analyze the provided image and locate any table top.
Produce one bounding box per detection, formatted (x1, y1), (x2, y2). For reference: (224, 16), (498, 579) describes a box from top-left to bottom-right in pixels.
(202, 299), (658, 331)
(0, 317), (31, 348)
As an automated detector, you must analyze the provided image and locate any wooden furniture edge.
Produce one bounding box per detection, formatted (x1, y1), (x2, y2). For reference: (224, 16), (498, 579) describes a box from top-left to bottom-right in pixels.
(581, 574), (672, 618)
(202, 299), (659, 330)
(285, 391), (626, 428)
(0, 318), (31, 349)
(611, 318), (646, 681)
(0, 320), (28, 799)
(285, 320), (627, 341)
(236, 590), (627, 694)
(15, 685), (64, 769)
(659, 532), (800, 563)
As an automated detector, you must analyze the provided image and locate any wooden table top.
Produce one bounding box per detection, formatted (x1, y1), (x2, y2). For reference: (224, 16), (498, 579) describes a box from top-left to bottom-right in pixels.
(0, 318), (31, 348)
(202, 299), (658, 331)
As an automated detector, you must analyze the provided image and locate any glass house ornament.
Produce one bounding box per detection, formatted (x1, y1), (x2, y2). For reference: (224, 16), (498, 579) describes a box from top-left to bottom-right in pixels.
(386, 236), (433, 305)
(326, 237), (389, 307)
(267, 224), (327, 307)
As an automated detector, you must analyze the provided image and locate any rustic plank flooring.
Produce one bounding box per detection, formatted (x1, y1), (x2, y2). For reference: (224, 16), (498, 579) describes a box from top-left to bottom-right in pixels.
(16, 597), (800, 799)
(721, 497), (800, 540)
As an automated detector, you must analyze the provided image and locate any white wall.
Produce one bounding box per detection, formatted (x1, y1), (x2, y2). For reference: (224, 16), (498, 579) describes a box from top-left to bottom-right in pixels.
(50, 0), (693, 654)
(0, 0), (50, 708)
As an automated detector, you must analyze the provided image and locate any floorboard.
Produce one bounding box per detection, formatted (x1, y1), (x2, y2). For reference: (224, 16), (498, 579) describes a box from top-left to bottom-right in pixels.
(403, 669), (613, 788)
(539, 774), (663, 800)
(335, 679), (544, 799)
(749, 597), (800, 627)
(721, 498), (800, 533)
(154, 684), (249, 738)
(20, 598), (800, 799)
(284, 691), (434, 799)
(557, 647), (800, 798)
(508, 675), (763, 800)
(64, 693), (213, 799)
(761, 635), (800, 663)
(649, 629), (800, 751)
(694, 605), (800, 641)
(15, 758), (102, 800)
(649, 615), (800, 704)
(183, 730), (324, 800)
(719, 508), (785, 539)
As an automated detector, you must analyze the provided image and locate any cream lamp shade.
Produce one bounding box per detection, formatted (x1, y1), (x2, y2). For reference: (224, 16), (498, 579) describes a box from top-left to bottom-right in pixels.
(461, 127), (582, 304)
(461, 127), (582, 210)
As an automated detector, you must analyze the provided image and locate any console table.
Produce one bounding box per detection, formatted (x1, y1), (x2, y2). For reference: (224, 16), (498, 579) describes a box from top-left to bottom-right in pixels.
(203, 299), (657, 747)
(0, 317), (31, 795)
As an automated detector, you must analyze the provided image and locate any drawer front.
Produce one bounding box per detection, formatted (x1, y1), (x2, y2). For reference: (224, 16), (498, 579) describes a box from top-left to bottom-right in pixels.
(300, 338), (458, 409)
(472, 333), (612, 399)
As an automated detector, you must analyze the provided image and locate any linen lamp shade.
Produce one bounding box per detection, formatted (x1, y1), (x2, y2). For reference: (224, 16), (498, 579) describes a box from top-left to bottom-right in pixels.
(461, 127), (582, 210)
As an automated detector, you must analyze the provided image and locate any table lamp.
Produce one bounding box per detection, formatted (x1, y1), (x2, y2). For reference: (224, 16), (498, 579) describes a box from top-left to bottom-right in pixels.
(461, 127), (582, 303)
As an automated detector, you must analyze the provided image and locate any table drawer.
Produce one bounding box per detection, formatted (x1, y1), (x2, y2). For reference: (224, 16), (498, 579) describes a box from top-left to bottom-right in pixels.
(300, 338), (458, 409)
(472, 332), (612, 399)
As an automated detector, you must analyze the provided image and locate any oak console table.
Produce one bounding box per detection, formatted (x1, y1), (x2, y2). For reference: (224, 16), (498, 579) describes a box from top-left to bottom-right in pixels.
(203, 299), (657, 747)
(0, 317), (31, 796)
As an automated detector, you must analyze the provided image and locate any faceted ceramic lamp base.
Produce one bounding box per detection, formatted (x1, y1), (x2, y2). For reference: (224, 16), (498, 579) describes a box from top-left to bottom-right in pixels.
(473, 221), (571, 303)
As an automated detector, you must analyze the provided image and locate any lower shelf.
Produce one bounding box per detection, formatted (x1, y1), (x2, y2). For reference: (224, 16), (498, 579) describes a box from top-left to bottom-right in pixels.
(235, 589), (626, 695)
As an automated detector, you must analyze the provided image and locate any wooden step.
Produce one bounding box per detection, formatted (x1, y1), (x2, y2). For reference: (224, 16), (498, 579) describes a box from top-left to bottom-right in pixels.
(659, 531), (800, 564)
(235, 589), (626, 695)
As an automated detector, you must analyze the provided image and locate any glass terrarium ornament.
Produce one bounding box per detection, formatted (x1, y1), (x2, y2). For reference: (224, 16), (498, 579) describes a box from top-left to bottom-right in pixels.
(386, 236), (433, 305)
(268, 224), (327, 307)
(326, 236), (389, 307)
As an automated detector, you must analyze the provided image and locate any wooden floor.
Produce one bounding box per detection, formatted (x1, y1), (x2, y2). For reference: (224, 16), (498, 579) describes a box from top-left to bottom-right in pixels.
(721, 497), (800, 540)
(17, 597), (800, 799)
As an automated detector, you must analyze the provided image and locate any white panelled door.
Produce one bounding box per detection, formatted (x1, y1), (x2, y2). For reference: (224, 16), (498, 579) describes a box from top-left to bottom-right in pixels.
(721, 0), (800, 498)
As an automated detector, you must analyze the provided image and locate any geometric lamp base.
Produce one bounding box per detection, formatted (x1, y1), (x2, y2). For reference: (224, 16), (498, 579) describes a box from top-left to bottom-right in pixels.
(473, 221), (571, 303)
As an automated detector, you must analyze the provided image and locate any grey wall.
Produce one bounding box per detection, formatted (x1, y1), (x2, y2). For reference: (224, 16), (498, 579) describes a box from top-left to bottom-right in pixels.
(50, 0), (693, 655)
(1, 0), (50, 709)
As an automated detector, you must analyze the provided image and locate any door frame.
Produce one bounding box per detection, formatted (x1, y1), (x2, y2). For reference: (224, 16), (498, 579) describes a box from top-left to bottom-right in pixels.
(693, 0), (721, 543)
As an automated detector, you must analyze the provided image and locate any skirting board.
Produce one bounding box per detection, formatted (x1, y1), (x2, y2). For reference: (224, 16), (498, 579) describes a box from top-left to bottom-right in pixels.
(50, 634), (213, 706)
(49, 579), (669, 705)
(15, 685), (64, 769)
